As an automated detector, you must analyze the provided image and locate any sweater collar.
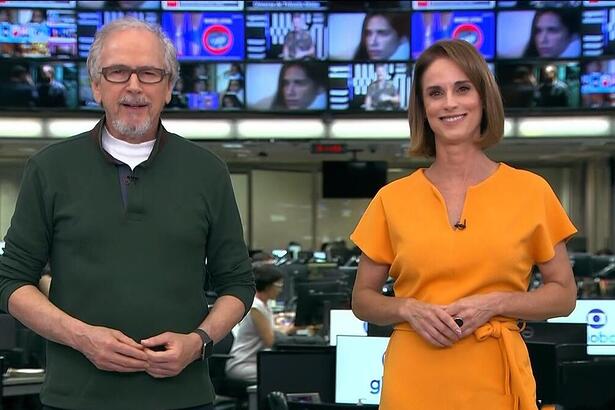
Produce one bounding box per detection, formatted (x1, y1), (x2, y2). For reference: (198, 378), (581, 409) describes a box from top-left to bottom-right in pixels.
(91, 116), (169, 168)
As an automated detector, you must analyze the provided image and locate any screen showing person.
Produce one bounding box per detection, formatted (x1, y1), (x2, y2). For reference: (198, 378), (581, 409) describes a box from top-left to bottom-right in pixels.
(246, 11), (325, 60)
(496, 64), (539, 108)
(77, 10), (159, 58)
(581, 59), (615, 107)
(581, 8), (615, 57)
(411, 11), (495, 60)
(0, 61), (77, 108)
(167, 62), (245, 110)
(160, 12), (244, 60)
(0, 8), (77, 58)
(246, 62), (327, 111)
(77, 1), (160, 9)
(161, 0), (244, 10)
(535, 62), (580, 108)
(328, 12), (410, 61)
(329, 63), (409, 112)
(412, 1), (495, 10)
(497, 9), (581, 59)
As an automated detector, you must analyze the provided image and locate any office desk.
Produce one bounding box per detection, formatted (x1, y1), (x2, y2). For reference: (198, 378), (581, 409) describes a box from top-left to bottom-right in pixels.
(2, 374), (44, 397)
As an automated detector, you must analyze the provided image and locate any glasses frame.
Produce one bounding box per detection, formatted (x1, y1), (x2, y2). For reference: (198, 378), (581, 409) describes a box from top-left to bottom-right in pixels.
(100, 65), (169, 84)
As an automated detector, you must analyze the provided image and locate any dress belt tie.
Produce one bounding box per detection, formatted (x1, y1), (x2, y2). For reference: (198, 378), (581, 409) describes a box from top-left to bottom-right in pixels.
(474, 320), (536, 410)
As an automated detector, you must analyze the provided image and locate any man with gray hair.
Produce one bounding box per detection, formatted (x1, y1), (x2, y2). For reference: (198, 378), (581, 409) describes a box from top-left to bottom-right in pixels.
(0, 17), (254, 410)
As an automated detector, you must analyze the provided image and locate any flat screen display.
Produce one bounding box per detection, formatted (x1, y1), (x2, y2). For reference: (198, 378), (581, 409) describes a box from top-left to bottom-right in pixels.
(412, 1), (495, 10)
(161, 1), (244, 11)
(581, 8), (615, 57)
(329, 309), (368, 346)
(322, 161), (387, 199)
(580, 59), (615, 107)
(335, 336), (389, 405)
(548, 299), (615, 355)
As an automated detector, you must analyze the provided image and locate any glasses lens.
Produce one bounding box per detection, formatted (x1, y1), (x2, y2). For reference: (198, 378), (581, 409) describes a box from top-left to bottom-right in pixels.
(138, 68), (164, 84)
(104, 66), (131, 83)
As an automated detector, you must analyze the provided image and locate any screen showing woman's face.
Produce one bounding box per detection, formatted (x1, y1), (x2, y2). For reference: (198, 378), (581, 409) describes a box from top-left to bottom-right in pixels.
(534, 12), (571, 58)
(282, 66), (317, 109)
(365, 15), (400, 60)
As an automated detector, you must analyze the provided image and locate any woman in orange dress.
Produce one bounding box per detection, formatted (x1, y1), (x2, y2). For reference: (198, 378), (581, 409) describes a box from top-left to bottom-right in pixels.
(350, 39), (577, 410)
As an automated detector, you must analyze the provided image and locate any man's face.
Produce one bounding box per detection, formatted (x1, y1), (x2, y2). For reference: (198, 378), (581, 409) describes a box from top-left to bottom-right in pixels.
(91, 28), (172, 141)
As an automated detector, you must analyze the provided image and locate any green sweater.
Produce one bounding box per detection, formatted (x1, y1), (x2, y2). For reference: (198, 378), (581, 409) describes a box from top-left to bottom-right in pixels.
(0, 119), (255, 410)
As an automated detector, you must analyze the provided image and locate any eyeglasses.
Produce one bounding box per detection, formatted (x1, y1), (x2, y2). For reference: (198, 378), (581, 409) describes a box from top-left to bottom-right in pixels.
(100, 65), (168, 84)
(272, 282), (284, 289)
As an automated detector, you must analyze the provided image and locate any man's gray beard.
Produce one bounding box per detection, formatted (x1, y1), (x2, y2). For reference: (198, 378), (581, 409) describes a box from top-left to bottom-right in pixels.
(111, 116), (152, 139)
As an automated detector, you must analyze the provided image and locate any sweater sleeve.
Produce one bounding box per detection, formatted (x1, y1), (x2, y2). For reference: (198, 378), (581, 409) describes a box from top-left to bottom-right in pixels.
(0, 159), (52, 312)
(206, 165), (255, 316)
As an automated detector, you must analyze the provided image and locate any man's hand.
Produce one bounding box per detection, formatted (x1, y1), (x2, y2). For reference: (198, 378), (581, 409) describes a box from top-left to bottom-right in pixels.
(141, 332), (202, 378)
(73, 325), (149, 372)
(443, 293), (503, 338)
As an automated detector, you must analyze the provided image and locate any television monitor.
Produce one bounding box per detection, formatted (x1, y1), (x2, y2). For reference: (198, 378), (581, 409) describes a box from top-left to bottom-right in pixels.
(412, 1), (496, 10)
(167, 62), (244, 110)
(77, 10), (159, 58)
(295, 289), (350, 326)
(0, 61), (78, 109)
(246, 62), (327, 111)
(328, 13), (410, 61)
(329, 309), (367, 346)
(246, 1), (329, 10)
(78, 62), (99, 109)
(328, 63), (410, 112)
(322, 161), (387, 199)
(497, 9), (582, 59)
(0, 1), (76, 8)
(0, 8), (77, 58)
(584, 0), (615, 7)
(160, 12), (244, 61)
(548, 299), (615, 355)
(581, 8), (615, 57)
(161, 1), (244, 10)
(246, 12), (326, 60)
(258, 349), (335, 410)
(77, 1), (160, 9)
(411, 11), (495, 59)
(498, 1), (581, 8)
(335, 336), (389, 405)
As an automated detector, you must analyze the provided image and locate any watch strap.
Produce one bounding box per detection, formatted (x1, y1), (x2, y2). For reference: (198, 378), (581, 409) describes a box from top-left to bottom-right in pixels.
(193, 328), (213, 360)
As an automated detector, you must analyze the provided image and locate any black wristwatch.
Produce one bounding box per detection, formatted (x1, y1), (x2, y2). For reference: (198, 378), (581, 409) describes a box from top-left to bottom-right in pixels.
(193, 328), (214, 360)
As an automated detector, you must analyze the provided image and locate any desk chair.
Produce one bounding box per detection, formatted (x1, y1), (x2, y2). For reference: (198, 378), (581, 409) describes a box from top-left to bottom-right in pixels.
(209, 332), (251, 409)
(267, 391), (288, 410)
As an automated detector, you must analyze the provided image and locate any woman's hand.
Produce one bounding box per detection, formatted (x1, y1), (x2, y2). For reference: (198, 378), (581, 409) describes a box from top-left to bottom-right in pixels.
(400, 298), (462, 348)
(443, 293), (503, 338)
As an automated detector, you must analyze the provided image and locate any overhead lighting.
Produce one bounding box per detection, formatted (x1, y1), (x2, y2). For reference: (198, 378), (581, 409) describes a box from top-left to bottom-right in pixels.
(47, 119), (99, 138)
(237, 119), (325, 138)
(0, 118), (43, 138)
(162, 119), (232, 139)
(330, 119), (409, 139)
(518, 117), (611, 137)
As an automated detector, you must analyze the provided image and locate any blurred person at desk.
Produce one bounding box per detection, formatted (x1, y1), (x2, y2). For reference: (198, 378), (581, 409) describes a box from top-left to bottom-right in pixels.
(226, 265), (295, 383)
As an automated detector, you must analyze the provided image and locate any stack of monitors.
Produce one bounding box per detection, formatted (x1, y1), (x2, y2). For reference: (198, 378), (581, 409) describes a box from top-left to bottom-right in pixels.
(0, 0), (614, 112)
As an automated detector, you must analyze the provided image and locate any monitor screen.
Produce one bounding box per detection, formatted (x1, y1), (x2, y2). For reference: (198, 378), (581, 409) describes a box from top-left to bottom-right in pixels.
(497, 9), (582, 59)
(411, 11), (495, 59)
(580, 59), (615, 108)
(498, 1), (582, 8)
(584, 0), (615, 7)
(548, 299), (615, 355)
(328, 63), (410, 112)
(328, 13), (410, 61)
(246, 62), (327, 111)
(581, 8), (615, 58)
(322, 161), (387, 199)
(0, 8), (77, 58)
(161, 1), (244, 11)
(413, 1), (496, 9)
(160, 12), (244, 60)
(77, 1), (160, 9)
(0, 61), (78, 109)
(246, 11), (326, 60)
(246, 1), (329, 10)
(335, 336), (389, 405)
(329, 309), (367, 346)
(0, 1), (76, 8)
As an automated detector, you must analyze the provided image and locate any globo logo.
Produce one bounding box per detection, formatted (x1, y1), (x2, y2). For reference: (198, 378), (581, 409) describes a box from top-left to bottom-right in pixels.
(587, 308), (607, 329)
(202, 24), (233, 55)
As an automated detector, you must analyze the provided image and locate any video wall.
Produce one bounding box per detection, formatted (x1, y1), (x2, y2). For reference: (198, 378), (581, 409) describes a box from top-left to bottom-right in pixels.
(0, 0), (614, 113)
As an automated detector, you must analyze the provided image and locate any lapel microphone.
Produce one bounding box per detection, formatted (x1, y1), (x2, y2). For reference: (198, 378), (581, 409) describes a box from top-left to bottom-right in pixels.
(454, 219), (467, 230)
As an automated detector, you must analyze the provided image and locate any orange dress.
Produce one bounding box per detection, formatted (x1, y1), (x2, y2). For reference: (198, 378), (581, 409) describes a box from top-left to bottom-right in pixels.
(350, 163), (576, 410)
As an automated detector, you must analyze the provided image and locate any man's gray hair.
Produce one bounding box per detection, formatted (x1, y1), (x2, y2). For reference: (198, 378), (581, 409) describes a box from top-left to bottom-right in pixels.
(86, 17), (180, 86)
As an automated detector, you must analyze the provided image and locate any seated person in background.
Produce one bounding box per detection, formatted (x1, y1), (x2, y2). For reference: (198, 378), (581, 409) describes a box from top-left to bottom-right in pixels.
(225, 265), (293, 383)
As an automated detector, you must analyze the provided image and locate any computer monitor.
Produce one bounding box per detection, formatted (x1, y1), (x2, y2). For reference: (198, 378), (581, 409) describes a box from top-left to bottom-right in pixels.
(258, 349), (335, 410)
(335, 335), (389, 405)
(328, 309), (367, 346)
(294, 290), (350, 327)
(548, 299), (615, 355)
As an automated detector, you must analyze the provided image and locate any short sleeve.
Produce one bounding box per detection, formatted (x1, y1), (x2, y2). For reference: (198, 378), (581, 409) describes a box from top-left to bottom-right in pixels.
(350, 191), (394, 265)
(530, 180), (577, 264)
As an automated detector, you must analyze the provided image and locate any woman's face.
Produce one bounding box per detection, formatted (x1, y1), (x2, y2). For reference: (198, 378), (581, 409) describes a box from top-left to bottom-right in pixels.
(534, 12), (571, 58)
(421, 58), (482, 146)
(365, 15), (400, 60)
(282, 66), (318, 109)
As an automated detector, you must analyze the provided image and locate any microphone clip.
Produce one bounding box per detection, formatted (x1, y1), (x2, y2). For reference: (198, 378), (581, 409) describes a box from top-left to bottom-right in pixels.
(454, 219), (466, 230)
